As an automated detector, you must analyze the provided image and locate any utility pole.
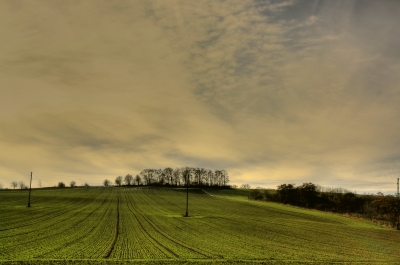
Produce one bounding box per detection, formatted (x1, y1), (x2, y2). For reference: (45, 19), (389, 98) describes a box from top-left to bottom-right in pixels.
(397, 178), (399, 230)
(185, 171), (189, 217)
(27, 172), (32, 207)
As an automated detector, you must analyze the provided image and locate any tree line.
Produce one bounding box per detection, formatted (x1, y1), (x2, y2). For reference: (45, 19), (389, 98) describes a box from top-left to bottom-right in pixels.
(56, 181), (90, 188)
(250, 182), (400, 229)
(9, 181), (28, 190)
(3, 167), (229, 190)
(115, 167), (230, 187)
(4, 180), (90, 189)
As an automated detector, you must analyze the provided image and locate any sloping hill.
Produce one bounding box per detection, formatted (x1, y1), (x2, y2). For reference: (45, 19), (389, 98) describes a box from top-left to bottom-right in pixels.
(0, 187), (399, 264)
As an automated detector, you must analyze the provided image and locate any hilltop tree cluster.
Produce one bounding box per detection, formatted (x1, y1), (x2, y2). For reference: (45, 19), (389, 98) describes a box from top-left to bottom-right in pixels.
(115, 167), (229, 187)
(250, 182), (400, 228)
(6, 167), (229, 189)
(9, 181), (28, 190)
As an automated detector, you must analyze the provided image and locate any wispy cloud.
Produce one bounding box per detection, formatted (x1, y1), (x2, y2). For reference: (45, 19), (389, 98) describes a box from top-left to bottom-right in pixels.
(0, 0), (399, 192)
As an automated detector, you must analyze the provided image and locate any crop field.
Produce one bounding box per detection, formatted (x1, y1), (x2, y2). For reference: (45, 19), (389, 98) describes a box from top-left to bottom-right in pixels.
(1, 187), (400, 264)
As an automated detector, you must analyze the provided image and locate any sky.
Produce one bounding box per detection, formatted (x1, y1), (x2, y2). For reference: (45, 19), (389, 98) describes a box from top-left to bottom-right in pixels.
(1, 0), (400, 193)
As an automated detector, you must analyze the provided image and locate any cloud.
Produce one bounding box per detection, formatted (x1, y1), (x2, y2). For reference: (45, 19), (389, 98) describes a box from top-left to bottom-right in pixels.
(142, 0), (400, 187)
(0, 0), (399, 192)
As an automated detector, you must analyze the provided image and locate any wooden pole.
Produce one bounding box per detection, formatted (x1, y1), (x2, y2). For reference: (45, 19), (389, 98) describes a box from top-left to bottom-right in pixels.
(185, 172), (189, 217)
(397, 178), (400, 230)
(27, 172), (32, 207)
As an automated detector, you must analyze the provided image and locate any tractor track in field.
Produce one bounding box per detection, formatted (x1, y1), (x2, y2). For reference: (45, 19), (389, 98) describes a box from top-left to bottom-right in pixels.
(140, 212), (218, 258)
(103, 193), (120, 258)
(34, 195), (115, 259)
(0, 189), (106, 235)
(0, 192), (112, 252)
(0, 189), (105, 228)
(123, 190), (179, 258)
(131, 190), (219, 258)
(196, 213), (380, 257)
(0, 191), (110, 239)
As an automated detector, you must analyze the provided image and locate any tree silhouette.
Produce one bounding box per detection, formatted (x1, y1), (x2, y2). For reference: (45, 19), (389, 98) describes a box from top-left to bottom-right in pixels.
(70, 181), (76, 188)
(124, 174), (133, 186)
(297, 182), (317, 207)
(115, 176), (123, 186)
(163, 167), (174, 185)
(104, 179), (111, 187)
(241, 184), (251, 189)
(135, 175), (142, 185)
(11, 181), (18, 189)
(277, 184), (296, 204)
(19, 181), (26, 189)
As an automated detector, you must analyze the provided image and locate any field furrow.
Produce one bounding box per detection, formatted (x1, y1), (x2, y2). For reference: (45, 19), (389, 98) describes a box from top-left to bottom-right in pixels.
(1, 187), (400, 263)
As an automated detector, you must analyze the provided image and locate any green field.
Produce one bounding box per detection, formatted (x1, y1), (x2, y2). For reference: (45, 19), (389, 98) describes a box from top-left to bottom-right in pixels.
(1, 187), (399, 264)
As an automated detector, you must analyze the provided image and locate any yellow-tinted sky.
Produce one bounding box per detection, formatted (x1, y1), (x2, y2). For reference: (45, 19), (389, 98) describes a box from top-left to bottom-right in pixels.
(1, 0), (400, 192)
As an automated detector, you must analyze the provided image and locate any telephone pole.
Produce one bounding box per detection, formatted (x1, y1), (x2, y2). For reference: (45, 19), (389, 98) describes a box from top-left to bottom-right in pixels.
(27, 172), (32, 207)
(397, 178), (399, 230)
(185, 171), (189, 217)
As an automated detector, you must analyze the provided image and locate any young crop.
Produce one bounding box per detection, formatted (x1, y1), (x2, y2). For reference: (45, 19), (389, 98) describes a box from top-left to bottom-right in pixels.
(1, 187), (400, 263)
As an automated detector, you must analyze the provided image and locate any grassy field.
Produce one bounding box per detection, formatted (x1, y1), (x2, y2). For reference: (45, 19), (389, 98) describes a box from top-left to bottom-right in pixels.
(0, 187), (399, 264)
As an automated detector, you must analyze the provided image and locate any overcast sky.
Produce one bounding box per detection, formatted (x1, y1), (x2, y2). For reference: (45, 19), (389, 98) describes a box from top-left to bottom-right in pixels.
(1, 0), (399, 193)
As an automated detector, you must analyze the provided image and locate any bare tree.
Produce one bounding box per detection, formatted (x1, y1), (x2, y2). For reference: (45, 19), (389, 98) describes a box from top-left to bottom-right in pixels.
(154, 169), (163, 184)
(221, 170), (229, 186)
(19, 181), (26, 189)
(199, 168), (207, 186)
(163, 167), (174, 185)
(70, 181), (76, 188)
(115, 176), (123, 186)
(173, 168), (181, 186)
(11, 181), (18, 189)
(0, 183), (3, 189)
(182, 167), (193, 186)
(194, 167), (201, 185)
(38, 180), (42, 188)
(241, 184), (251, 189)
(58, 182), (66, 188)
(124, 174), (133, 186)
(104, 179), (111, 187)
(207, 169), (214, 186)
(135, 174), (142, 185)
(214, 170), (221, 186)
(140, 169), (152, 185)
